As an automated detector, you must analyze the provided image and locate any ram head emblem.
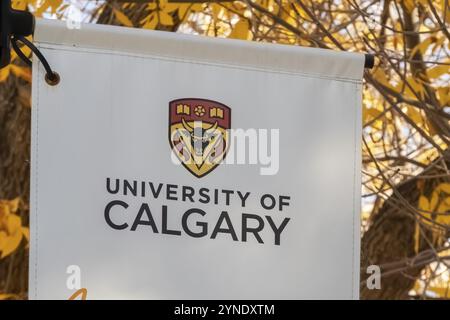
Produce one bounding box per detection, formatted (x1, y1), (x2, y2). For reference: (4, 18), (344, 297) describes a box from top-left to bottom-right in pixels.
(169, 99), (231, 178)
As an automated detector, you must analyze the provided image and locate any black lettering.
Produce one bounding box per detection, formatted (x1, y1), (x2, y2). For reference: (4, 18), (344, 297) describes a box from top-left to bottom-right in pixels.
(260, 194), (276, 210)
(237, 191), (250, 207)
(141, 181), (146, 197)
(149, 182), (163, 198)
(104, 200), (128, 230)
(167, 184), (178, 200)
(182, 186), (195, 202)
(242, 214), (264, 244)
(106, 178), (119, 194)
(265, 216), (290, 245)
(131, 203), (158, 232)
(124, 179), (137, 196)
(214, 189), (219, 205)
(222, 189), (234, 205)
(211, 211), (238, 241)
(162, 205), (181, 235)
(182, 208), (207, 238)
(199, 188), (210, 204)
(279, 196), (291, 211)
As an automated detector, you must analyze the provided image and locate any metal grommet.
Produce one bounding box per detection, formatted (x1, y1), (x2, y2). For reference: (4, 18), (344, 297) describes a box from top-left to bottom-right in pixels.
(45, 71), (60, 86)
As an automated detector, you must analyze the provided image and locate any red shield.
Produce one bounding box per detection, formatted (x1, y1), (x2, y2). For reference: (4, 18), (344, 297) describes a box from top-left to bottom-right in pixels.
(169, 98), (231, 178)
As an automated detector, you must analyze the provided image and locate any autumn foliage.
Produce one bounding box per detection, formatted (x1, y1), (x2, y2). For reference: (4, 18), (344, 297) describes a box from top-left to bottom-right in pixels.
(0, 0), (449, 299)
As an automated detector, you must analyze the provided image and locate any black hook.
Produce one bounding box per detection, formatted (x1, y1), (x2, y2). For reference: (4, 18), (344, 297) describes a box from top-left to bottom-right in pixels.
(0, 0), (59, 85)
(11, 35), (60, 85)
(364, 54), (375, 69)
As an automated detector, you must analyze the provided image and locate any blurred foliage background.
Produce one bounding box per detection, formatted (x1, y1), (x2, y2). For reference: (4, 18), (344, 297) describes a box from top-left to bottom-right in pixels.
(0, 0), (449, 300)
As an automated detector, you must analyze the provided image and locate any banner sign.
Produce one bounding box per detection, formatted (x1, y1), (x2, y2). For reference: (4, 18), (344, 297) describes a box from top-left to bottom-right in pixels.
(30, 19), (364, 299)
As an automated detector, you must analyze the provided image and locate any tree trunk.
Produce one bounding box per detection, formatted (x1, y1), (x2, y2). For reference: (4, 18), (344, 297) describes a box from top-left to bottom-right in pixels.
(361, 153), (450, 299)
(0, 74), (31, 297)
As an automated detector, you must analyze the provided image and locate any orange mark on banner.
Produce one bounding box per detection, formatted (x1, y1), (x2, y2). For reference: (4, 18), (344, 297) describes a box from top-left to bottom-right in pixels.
(68, 288), (88, 300)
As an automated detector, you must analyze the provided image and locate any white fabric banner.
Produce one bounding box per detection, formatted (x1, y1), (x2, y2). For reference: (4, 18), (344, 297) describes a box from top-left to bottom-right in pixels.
(30, 19), (364, 299)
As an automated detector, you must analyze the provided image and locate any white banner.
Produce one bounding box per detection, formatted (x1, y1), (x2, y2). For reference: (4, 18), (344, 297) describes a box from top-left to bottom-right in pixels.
(30, 19), (364, 299)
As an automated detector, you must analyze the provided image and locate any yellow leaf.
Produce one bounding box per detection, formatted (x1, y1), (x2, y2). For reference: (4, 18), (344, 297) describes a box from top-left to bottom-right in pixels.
(11, 0), (28, 10)
(0, 293), (18, 300)
(430, 190), (439, 211)
(428, 286), (450, 298)
(35, 2), (50, 17)
(143, 18), (158, 30)
(406, 107), (423, 125)
(410, 36), (436, 58)
(113, 9), (133, 27)
(374, 68), (396, 92)
(437, 183), (450, 194)
(35, 0), (62, 16)
(363, 107), (383, 125)
(229, 19), (250, 40)
(0, 202), (11, 219)
(437, 87), (450, 105)
(177, 4), (190, 19)
(142, 12), (158, 30)
(436, 202), (450, 225)
(405, 76), (425, 97)
(190, 4), (204, 12)
(9, 198), (19, 213)
(418, 194), (435, 225)
(418, 195), (430, 211)
(427, 64), (450, 79)
(404, 0), (415, 12)
(10, 65), (31, 82)
(6, 214), (21, 235)
(211, 3), (222, 21)
(0, 198), (20, 226)
(147, 3), (157, 10)
(438, 248), (450, 258)
(159, 11), (174, 26)
(21, 227), (29, 243)
(425, 119), (438, 136)
(48, 0), (63, 14)
(443, 0), (450, 22)
(1, 231), (22, 258)
(164, 4), (180, 13)
(0, 231), (7, 252)
(0, 67), (11, 82)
